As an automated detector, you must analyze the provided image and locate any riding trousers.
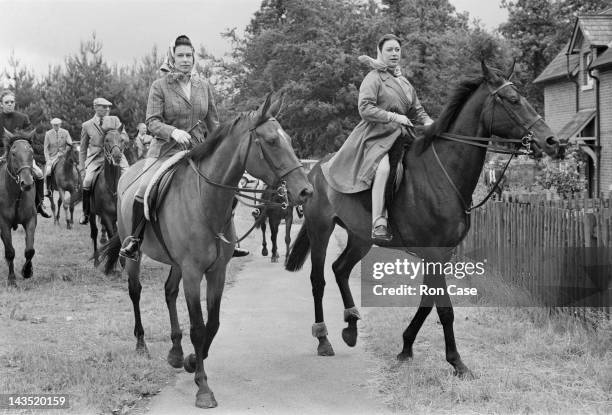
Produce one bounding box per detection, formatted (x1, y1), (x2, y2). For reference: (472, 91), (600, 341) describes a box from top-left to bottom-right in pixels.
(82, 153), (129, 190)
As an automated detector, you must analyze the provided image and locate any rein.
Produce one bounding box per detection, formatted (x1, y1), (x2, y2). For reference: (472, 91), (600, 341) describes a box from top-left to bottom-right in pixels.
(431, 81), (540, 214)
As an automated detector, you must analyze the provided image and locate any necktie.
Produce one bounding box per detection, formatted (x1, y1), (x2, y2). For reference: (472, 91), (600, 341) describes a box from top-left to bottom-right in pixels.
(99, 116), (104, 126)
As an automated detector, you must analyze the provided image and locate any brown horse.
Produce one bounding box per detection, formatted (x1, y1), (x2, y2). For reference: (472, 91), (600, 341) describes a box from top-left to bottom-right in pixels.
(0, 130), (38, 286)
(47, 146), (81, 228)
(89, 127), (125, 259)
(96, 94), (312, 408)
(285, 62), (563, 377)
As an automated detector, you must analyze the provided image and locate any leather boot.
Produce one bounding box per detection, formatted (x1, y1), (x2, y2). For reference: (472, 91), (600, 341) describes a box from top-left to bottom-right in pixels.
(35, 178), (51, 218)
(119, 200), (146, 260)
(79, 189), (90, 224)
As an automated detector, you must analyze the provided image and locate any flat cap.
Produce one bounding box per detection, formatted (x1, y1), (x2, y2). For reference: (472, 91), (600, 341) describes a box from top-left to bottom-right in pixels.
(50, 118), (62, 125)
(93, 97), (112, 106)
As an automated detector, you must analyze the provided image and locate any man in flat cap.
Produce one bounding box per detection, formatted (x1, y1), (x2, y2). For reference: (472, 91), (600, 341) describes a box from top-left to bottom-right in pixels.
(44, 118), (73, 195)
(78, 97), (129, 225)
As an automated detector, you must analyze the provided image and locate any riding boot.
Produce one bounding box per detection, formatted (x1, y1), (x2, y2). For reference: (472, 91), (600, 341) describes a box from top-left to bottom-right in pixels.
(35, 178), (51, 218)
(79, 189), (90, 224)
(119, 200), (146, 260)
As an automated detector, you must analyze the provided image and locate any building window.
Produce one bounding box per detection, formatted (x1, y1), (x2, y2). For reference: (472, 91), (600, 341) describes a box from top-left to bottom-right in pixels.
(582, 52), (593, 89)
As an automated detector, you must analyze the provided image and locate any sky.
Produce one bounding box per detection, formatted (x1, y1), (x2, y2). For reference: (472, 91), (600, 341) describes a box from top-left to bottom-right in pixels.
(0, 0), (508, 75)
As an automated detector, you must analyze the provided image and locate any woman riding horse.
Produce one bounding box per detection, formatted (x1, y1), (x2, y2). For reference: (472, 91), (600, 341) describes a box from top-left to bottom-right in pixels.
(119, 34), (248, 260)
(321, 34), (433, 242)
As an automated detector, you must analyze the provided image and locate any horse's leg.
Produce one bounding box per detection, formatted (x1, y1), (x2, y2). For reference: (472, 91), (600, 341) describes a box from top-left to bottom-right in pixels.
(434, 280), (474, 379)
(21, 219), (36, 279)
(49, 190), (58, 225)
(182, 263), (217, 408)
(284, 212), (292, 260)
(69, 191), (76, 228)
(261, 220), (268, 256)
(126, 258), (149, 356)
(331, 233), (370, 347)
(62, 190), (71, 229)
(0, 224), (16, 286)
(269, 214), (280, 263)
(90, 214), (99, 262)
(165, 266), (184, 368)
(398, 276), (436, 361)
(308, 220), (335, 356)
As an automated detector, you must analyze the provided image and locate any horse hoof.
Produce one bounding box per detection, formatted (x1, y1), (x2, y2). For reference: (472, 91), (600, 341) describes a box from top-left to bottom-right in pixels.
(397, 351), (413, 362)
(167, 349), (184, 368)
(341, 326), (358, 347)
(184, 353), (196, 373)
(22, 266), (33, 279)
(136, 342), (150, 357)
(317, 337), (335, 356)
(8, 279), (17, 288)
(455, 367), (475, 380)
(262, 248), (268, 256)
(195, 392), (217, 409)
(271, 256), (279, 263)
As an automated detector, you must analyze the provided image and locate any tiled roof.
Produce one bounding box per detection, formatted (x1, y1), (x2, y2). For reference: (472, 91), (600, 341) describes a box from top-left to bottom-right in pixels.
(557, 109), (596, 142)
(533, 44), (579, 84)
(593, 46), (612, 69)
(578, 15), (612, 46)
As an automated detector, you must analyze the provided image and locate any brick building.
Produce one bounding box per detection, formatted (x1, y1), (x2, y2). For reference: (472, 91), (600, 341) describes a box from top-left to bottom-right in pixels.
(534, 8), (612, 196)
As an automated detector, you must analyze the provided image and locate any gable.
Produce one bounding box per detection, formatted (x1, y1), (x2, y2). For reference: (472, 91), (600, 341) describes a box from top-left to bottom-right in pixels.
(533, 44), (579, 84)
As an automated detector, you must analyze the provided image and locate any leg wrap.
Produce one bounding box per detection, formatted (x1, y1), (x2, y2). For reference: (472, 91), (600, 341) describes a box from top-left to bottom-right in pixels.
(344, 306), (361, 322)
(311, 322), (328, 338)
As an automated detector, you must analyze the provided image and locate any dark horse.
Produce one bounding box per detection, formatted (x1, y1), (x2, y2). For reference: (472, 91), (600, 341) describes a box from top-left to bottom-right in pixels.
(483, 164), (508, 201)
(0, 129), (38, 286)
(285, 62), (563, 377)
(96, 94), (312, 408)
(47, 146), (81, 228)
(253, 183), (302, 263)
(89, 127), (125, 258)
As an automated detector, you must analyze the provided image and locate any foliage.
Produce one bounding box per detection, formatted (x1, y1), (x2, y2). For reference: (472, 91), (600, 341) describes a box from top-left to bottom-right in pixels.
(535, 147), (587, 197)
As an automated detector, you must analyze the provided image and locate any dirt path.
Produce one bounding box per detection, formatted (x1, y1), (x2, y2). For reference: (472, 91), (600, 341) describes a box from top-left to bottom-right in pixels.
(147, 228), (389, 415)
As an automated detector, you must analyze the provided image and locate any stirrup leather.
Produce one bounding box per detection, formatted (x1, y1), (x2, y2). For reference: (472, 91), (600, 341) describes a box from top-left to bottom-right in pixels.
(372, 215), (392, 242)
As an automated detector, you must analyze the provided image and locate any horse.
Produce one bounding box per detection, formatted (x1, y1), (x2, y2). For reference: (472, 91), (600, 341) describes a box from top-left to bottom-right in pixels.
(0, 129), (38, 286)
(123, 138), (139, 165)
(89, 127), (125, 258)
(252, 183), (302, 263)
(96, 94), (313, 408)
(47, 146), (81, 228)
(284, 62), (563, 377)
(483, 164), (507, 201)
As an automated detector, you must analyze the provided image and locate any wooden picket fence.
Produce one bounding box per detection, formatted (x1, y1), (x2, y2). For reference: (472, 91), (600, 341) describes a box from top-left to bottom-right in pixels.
(457, 193), (612, 316)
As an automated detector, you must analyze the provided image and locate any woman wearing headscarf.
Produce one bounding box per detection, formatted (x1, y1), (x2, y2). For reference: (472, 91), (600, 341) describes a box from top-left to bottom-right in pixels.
(321, 34), (433, 242)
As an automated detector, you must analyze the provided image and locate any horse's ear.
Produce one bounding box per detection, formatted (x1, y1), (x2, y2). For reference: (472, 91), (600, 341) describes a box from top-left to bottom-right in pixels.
(267, 91), (285, 118)
(26, 129), (36, 140)
(481, 60), (493, 81)
(506, 58), (516, 80)
(3, 128), (13, 140)
(257, 92), (273, 123)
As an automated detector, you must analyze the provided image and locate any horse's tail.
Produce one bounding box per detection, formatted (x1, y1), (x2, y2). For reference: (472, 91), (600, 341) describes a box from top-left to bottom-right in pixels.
(95, 234), (122, 275)
(285, 221), (310, 271)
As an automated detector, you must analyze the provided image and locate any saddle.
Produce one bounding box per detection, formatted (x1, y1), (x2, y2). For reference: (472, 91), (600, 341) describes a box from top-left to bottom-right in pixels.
(384, 126), (416, 209)
(144, 150), (189, 221)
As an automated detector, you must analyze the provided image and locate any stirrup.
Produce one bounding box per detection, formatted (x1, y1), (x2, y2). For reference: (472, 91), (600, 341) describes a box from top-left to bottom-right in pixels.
(119, 236), (141, 260)
(372, 216), (392, 242)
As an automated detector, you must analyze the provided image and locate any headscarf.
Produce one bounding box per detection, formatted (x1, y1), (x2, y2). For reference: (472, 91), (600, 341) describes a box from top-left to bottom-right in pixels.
(358, 34), (403, 77)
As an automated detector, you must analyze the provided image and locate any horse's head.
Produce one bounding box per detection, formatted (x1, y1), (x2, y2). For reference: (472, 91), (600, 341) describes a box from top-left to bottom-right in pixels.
(3, 128), (35, 191)
(103, 125), (125, 166)
(480, 61), (563, 159)
(243, 93), (313, 205)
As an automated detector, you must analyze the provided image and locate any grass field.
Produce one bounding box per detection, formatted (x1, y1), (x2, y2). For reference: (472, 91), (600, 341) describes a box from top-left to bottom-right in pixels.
(0, 204), (256, 414)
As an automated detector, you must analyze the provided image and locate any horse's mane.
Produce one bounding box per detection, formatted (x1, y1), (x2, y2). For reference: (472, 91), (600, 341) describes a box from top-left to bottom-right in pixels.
(62, 149), (76, 176)
(189, 114), (246, 162)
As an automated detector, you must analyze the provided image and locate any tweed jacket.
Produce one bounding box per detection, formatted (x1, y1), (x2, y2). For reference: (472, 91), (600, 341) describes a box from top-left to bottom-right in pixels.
(145, 73), (219, 159)
(44, 127), (73, 163)
(321, 69), (432, 193)
(79, 115), (128, 169)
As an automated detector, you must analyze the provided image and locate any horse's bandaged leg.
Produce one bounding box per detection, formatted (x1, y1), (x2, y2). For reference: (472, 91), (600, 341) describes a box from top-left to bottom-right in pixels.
(312, 322), (328, 338)
(344, 306), (361, 322)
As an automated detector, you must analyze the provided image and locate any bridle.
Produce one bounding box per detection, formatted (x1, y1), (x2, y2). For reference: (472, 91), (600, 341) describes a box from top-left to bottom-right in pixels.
(431, 80), (546, 214)
(187, 117), (302, 211)
(5, 139), (34, 186)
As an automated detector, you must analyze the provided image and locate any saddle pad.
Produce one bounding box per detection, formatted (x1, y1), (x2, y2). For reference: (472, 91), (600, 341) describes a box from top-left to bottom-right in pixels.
(144, 150), (189, 221)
